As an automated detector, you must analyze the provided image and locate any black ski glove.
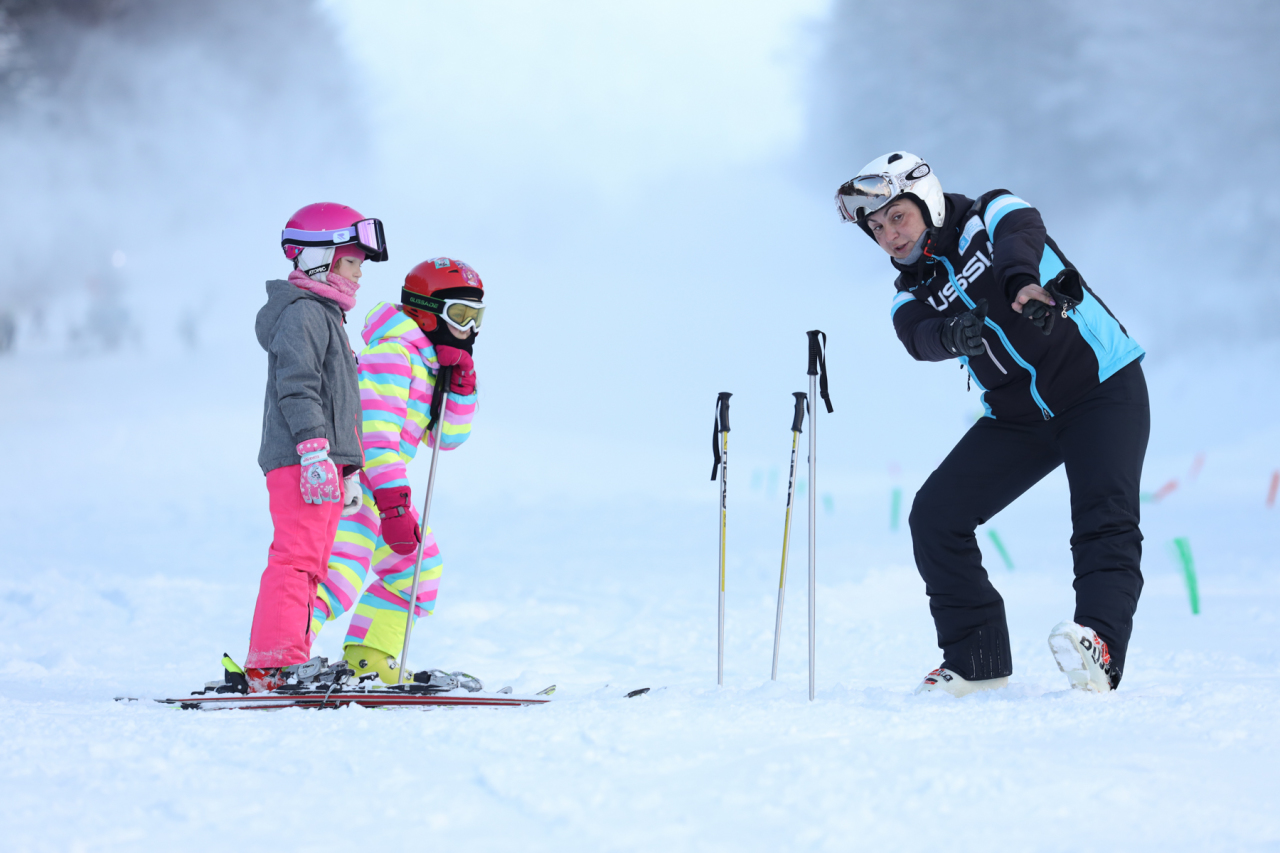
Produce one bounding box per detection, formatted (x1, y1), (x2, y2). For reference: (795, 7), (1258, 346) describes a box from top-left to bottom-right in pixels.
(1012, 274), (1068, 336)
(939, 298), (988, 357)
(1023, 297), (1056, 335)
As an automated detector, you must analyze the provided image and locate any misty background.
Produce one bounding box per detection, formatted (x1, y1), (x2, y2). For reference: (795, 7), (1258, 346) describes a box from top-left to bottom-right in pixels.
(2, 0), (1276, 622)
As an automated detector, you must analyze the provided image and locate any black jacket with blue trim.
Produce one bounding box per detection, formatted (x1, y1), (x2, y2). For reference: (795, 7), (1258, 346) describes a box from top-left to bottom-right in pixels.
(890, 191), (1144, 422)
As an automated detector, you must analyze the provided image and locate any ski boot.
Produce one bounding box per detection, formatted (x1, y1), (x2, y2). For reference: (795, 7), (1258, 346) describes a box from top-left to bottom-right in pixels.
(913, 665), (1009, 697)
(342, 644), (409, 685)
(1048, 621), (1115, 693)
(341, 644), (483, 691)
(245, 667), (286, 693)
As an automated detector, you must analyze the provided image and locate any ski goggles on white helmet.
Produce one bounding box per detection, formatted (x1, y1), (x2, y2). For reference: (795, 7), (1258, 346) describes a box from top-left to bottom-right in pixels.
(835, 161), (933, 223)
(281, 218), (389, 262)
(401, 291), (486, 332)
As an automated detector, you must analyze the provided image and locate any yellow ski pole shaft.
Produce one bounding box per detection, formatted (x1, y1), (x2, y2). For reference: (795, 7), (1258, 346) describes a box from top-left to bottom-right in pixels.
(712, 392), (732, 687)
(771, 392), (807, 681)
(398, 366), (452, 684)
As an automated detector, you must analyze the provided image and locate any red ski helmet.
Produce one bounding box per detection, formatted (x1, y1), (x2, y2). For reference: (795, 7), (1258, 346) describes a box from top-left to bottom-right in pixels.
(281, 202), (388, 281)
(401, 257), (484, 333)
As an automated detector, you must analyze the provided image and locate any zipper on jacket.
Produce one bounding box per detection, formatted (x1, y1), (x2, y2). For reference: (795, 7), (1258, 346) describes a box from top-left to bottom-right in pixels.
(981, 340), (1008, 375)
(1047, 271), (1081, 319)
(940, 257), (1056, 420)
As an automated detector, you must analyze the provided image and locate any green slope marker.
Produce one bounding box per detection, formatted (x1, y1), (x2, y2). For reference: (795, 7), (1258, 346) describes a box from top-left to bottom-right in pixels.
(1173, 536), (1200, 614)
(987, 529), (1014, 571)
(889, 487), (902, 532)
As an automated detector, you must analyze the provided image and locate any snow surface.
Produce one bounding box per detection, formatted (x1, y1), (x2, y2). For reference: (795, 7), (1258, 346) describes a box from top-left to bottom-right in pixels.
(2, 340), (1278, 852)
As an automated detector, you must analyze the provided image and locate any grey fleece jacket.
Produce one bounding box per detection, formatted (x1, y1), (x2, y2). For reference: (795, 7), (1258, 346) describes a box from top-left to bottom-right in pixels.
(255, 280), (363, 475)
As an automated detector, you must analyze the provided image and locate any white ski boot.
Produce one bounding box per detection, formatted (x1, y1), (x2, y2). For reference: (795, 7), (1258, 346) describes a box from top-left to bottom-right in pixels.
(1048, 621), (1115, 693)
(913, 666), (1009, 697)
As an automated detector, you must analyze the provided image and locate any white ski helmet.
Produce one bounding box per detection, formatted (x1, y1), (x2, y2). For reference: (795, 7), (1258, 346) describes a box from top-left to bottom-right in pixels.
(835, 152), (945, 237)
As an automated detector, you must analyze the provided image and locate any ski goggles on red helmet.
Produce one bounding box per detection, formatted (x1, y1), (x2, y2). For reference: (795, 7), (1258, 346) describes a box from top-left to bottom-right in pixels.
(401, 291), (486, 332)
(835, 162), (932, 223)
(281, 218), (389, 262)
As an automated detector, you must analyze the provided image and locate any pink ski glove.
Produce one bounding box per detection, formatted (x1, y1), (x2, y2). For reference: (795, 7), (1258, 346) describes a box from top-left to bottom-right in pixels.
(374, 487), (421, 555)
(296, 438), (342, 505)
(434, 345), (477, 396)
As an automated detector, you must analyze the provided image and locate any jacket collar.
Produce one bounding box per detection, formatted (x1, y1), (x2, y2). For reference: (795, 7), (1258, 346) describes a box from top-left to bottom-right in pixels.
(891, 193), (975, 290)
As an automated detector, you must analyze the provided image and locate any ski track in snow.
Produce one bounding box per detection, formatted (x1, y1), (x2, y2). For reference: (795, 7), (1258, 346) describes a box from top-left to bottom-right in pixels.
(2, 351), (1279, 852)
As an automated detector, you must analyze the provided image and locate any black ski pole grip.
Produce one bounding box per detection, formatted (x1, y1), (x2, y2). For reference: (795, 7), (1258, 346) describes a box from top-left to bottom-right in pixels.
(806, 330), (833, 413)
(807, 330), (822, 377)
(791, 392), (807, 433)
(711, 392), (732, 480)
(428, 365), (452, 432)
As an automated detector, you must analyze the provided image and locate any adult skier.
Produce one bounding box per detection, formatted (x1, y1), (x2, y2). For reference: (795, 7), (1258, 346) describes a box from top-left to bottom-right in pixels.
(835, 152), (1148, 695)
(311, 257), (482, 685)
(243, 203), (388, 692)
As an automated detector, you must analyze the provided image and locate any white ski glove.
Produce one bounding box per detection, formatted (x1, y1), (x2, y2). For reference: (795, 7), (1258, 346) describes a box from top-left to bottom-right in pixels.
(341, 471), (363, 517)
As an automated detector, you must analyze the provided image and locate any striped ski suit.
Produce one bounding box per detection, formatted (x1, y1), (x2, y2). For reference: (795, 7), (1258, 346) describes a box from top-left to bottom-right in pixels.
(311, 302), (476, 656)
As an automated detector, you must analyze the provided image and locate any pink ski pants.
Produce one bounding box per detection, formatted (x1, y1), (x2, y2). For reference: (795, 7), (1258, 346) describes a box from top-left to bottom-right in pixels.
(246, 465), (344, 668)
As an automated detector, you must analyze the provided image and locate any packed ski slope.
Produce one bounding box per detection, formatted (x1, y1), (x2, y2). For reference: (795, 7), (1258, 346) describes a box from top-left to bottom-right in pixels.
(1, 335), (1278, 852)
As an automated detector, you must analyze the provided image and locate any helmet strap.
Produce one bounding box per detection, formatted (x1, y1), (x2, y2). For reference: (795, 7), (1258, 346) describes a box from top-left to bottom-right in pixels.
(914, 227), (941, 282)
(295, 246), (335, 282)
(909, 194), (936, 230)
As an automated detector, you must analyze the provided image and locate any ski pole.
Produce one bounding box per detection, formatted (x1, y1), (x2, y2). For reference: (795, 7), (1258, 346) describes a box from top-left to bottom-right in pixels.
(711, 391), (732, 687)
(398, 365), (453, 684)
(771, 392), (807, 681)
(806, 331), (832, 701)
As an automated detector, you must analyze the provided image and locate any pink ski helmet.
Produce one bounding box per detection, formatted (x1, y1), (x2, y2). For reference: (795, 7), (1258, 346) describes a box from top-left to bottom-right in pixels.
(281, 203), (388, 282)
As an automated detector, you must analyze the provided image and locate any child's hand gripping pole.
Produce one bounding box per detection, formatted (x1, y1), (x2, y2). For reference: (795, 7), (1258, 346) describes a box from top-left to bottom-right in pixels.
(397, 365), (453, 684)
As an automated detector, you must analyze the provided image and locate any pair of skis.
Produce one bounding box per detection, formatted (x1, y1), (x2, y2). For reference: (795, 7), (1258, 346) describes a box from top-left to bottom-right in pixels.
(114, 683), (663, 712)
(117, 683), (557, 711)
(713, 330), (832, 700)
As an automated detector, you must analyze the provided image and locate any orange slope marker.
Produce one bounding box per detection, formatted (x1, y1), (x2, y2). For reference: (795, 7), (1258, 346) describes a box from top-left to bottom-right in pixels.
(1151, 479), (1179, 503)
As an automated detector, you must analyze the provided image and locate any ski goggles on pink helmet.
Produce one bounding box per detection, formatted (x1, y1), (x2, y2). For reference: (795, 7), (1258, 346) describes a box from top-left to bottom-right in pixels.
(400, 292), (486, 332)
(281, 218), (389, 263)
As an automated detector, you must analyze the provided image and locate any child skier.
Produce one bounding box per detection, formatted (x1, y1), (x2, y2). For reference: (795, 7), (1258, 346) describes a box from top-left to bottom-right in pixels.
(311, 257), (482, 685)
(835, 152), (1149, 695)
(241, 202), (388, 693)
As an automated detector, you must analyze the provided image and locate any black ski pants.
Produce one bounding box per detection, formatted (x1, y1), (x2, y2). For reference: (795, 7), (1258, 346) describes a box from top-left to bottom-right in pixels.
(908, 360), (1149, 686)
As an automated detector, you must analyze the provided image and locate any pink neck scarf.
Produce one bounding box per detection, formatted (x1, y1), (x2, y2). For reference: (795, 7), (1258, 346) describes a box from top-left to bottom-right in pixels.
(288, 268), (359, 312)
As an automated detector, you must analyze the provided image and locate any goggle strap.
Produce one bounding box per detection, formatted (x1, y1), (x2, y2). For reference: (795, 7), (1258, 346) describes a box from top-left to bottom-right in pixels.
(281, 219), (386, 251)
(402, 290), (445, 315)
